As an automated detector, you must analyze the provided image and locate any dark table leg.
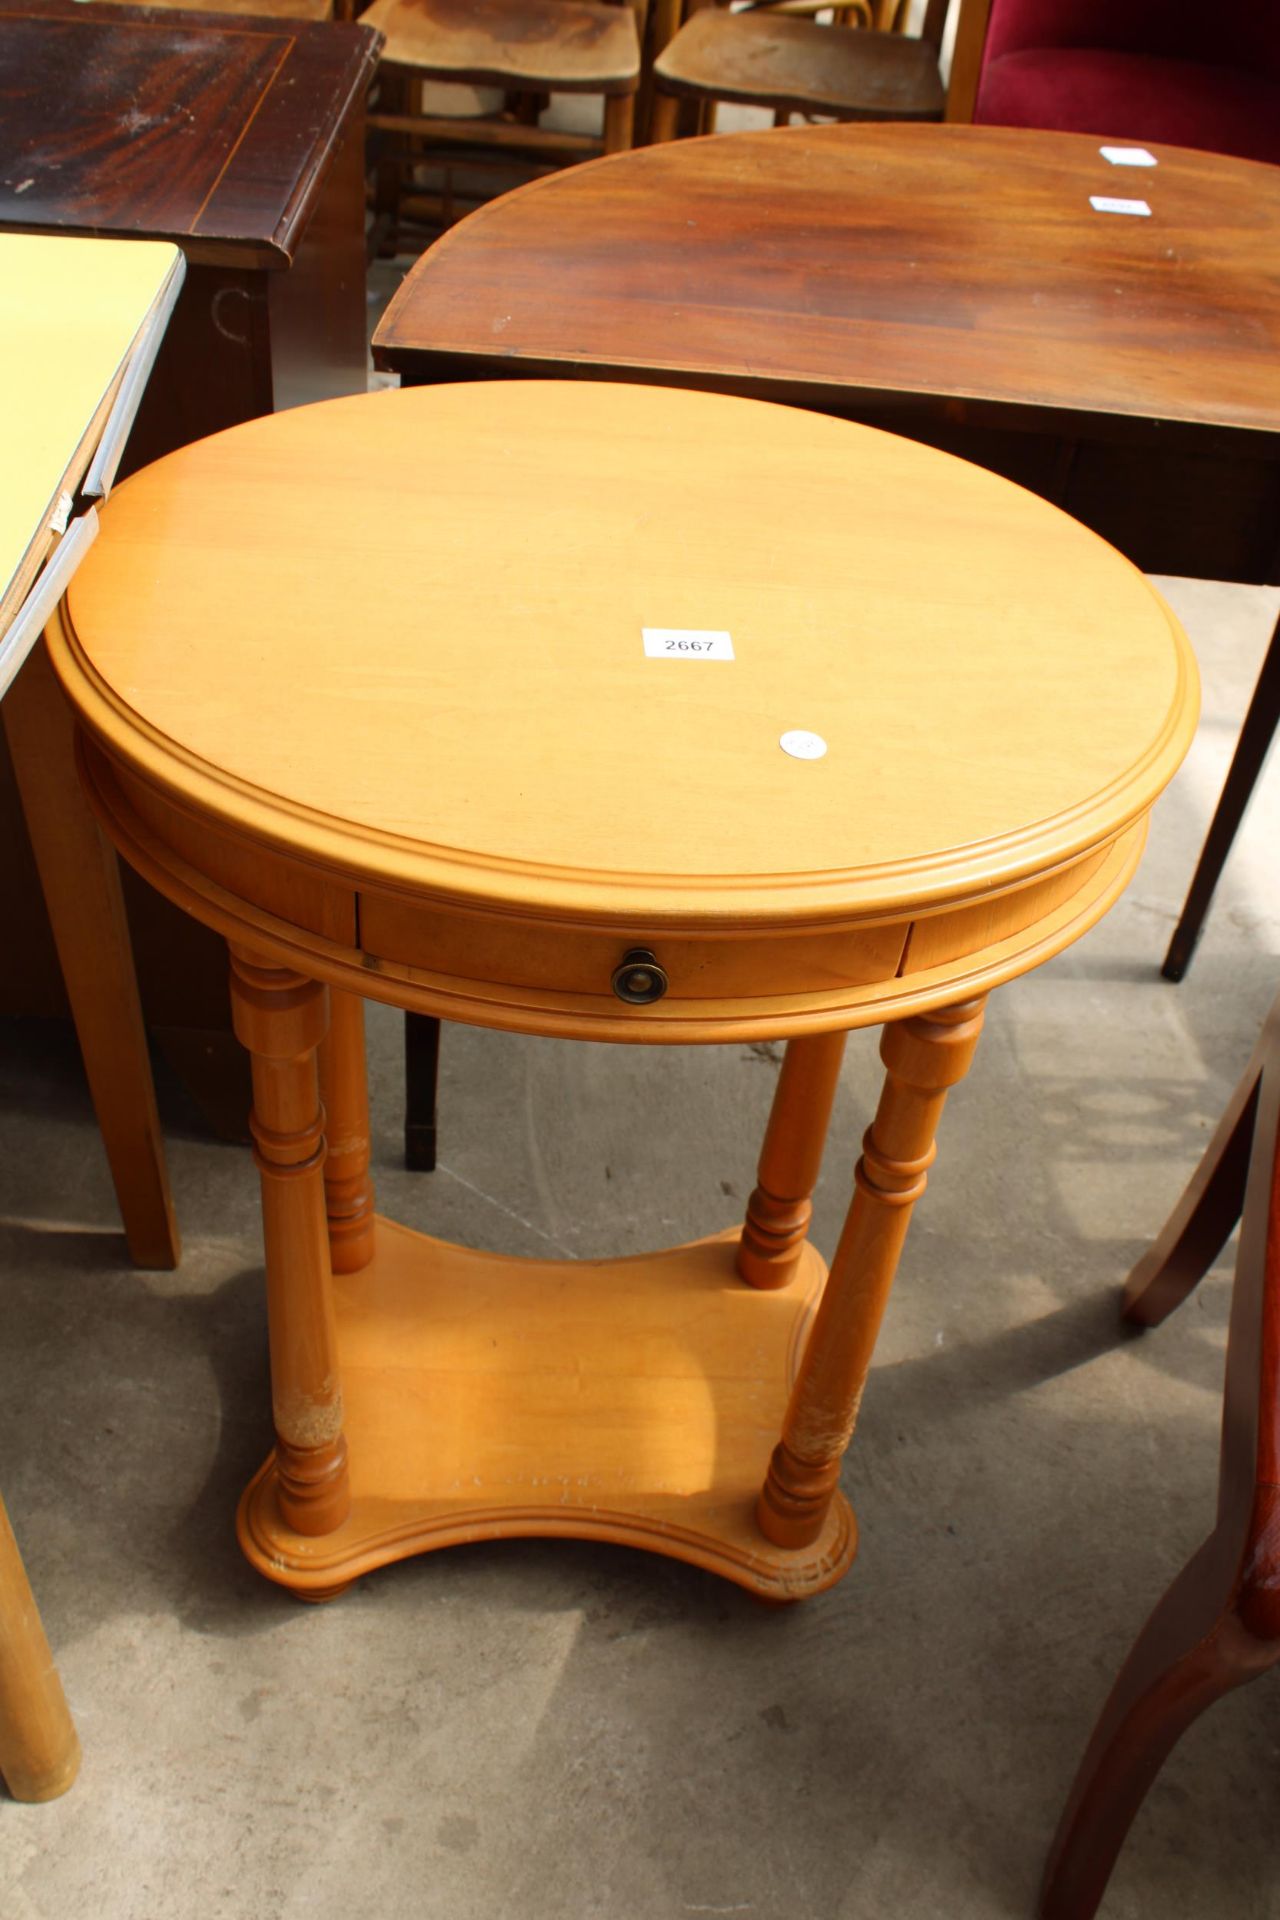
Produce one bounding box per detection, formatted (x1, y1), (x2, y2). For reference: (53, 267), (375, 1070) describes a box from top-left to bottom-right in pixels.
(1041, 994), (1280, 1920)
(403, 1012), (441, 1172)
(1121, 1045), (1259, 1328)
(1163, 609), (1280, 981)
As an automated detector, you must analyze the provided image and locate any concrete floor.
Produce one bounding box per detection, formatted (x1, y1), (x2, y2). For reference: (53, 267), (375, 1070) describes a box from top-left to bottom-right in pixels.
(2, 549), (1279, 1918)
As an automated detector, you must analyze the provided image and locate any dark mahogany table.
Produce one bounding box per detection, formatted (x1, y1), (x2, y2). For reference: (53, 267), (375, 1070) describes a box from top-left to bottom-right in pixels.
(375, 122), (1280, 588)
(0, 0), (380, 1115)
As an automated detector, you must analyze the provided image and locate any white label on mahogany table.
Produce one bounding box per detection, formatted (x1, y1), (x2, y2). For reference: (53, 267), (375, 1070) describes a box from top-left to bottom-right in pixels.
(642, 628), (735, 659)
(1089, 196), (1152, 217)
(1100, 147), (1158, 168)
(779, 730), (827, 761)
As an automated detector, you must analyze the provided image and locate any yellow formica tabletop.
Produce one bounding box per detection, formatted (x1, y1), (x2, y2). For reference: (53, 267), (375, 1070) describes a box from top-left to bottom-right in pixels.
(47, 382), (1198, 1603)
(0, 231), (183, 684)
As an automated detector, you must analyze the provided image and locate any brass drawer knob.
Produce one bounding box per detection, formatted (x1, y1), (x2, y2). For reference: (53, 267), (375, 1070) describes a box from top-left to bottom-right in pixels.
(611, 948), (668, 1005)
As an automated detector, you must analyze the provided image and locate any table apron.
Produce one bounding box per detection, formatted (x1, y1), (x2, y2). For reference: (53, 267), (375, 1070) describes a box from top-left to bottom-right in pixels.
(78, 733), (1150, 1043)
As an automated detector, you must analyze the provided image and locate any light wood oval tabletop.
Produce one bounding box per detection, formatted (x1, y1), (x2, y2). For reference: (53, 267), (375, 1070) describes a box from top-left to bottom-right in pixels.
(49, 379), (1197, 1042)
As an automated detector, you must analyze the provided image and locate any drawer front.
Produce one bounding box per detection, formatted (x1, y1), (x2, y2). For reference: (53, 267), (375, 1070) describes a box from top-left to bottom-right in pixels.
(358, 889), (912, 1005)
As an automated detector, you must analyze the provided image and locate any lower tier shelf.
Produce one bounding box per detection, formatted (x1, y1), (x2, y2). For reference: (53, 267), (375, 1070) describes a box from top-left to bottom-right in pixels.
(237, 1217), (857, 1601)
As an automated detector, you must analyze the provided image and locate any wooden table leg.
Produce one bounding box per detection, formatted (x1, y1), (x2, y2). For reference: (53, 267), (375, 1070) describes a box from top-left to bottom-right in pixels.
(3, 642), (179, 1271)
(319, 987), (375, 1274)
(1040, 1534), (1280, 1920)
(1041, 995), (1280, 1920)
(738, 1029), (847, 1289)
(229, 949), (349, 1537)
(1162, 608), (1280, 983)
(0, 1494), (80, 1803)
(1123, 1035), (1262, 1329)
(756, 997), (986, 1549)
(403, 1011), (440, 1172)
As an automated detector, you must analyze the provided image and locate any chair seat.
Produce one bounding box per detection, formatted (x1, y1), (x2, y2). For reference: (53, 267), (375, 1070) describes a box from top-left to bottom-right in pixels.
(362, 0), (639, 92)
(654, 10), (944, 118)
(978, 49), (1280, 167)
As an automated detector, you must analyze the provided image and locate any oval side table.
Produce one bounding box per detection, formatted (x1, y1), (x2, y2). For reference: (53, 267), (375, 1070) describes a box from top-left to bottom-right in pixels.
(44, 382), (1198, 1603)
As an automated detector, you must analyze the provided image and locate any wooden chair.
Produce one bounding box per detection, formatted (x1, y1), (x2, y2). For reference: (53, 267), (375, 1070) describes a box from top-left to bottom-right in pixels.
(1041, 989), (1280, 1920)
(650, 0), (961, 140)
(353, 0), (642, 244)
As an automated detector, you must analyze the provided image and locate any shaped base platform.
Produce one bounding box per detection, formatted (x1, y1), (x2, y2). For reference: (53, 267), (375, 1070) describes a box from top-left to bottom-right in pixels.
(237, 1218), (857, 1601)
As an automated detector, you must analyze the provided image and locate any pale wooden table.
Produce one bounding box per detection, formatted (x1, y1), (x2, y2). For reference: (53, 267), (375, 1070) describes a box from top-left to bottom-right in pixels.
(0, 229), (182, 1803)
(48, 380), (1196, 1605)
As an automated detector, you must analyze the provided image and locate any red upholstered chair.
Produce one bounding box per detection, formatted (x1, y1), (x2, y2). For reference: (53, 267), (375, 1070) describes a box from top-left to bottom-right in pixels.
(967, 0), (1280, 166)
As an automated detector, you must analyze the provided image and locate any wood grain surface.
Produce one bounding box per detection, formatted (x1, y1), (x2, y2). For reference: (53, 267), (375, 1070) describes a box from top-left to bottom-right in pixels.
(653, 8), (943, 117)
(54, 379), (1195, 930)
(363, 0), (639, 89)
(0, 0), (380, 267)
(374, 123), (1280, 438)
(40, 371), (1199, 1612)
(235, 1218), (854, 1601)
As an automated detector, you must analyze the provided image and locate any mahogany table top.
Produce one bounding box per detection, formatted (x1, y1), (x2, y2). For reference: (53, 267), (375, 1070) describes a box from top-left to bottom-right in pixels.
(0, 0), (380, 269)
(54, 381), (1195, 933)
(373, 124), (1280, 442)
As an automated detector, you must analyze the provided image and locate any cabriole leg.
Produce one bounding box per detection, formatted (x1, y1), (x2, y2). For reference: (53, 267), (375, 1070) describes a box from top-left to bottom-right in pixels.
(757, 998), (986, 1549)
(1039, 1531), (1280, 1920)
(230, 950), (349, 1536)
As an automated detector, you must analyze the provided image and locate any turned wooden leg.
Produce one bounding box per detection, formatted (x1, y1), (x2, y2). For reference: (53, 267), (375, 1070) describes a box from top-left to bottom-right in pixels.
(757, 998), (986, 1549)
(737, 1030), (847, 1290)
(230, 950), (349, 1536)
(0, 1494), (80, 1802)
(3, 643), (179, 1271)
(318, 988), (375, 1274)
(1042, 995), (1280, 1920)
(603, 92), (636, 154)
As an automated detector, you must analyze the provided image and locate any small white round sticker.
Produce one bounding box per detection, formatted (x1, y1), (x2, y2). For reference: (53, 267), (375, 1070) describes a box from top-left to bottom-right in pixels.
(779, 729), (827, 761)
